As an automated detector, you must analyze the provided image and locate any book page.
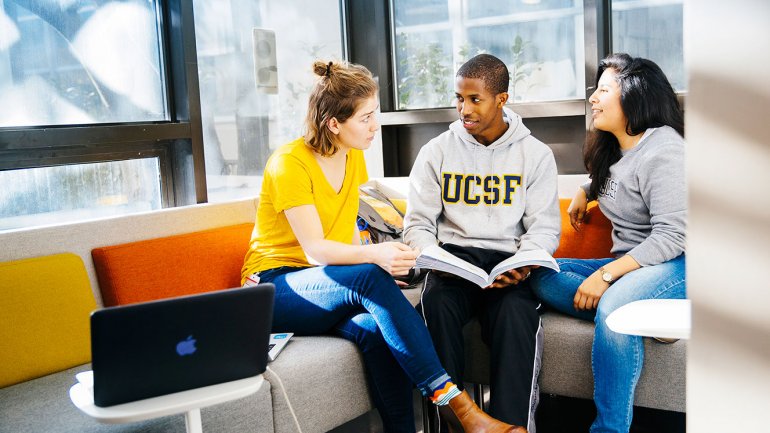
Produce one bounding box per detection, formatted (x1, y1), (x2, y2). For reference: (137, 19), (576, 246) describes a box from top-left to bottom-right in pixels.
(416, 245), (490, 286)
(489, 249), (560, 278)
(417, 245), (560, 288)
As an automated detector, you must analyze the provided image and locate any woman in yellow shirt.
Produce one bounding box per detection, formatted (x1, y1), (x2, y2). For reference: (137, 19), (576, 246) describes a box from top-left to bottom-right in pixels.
(241, 61), (522, 433)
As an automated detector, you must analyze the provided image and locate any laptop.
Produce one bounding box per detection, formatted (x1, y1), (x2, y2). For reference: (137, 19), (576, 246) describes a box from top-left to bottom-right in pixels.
(90, 284), (275, 407)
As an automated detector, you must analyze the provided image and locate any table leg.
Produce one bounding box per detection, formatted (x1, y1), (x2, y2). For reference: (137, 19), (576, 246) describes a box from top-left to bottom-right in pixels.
(185, 408), (203, 433)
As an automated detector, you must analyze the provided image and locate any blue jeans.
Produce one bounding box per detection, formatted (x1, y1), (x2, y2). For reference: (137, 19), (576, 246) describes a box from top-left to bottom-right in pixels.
(529, 255), (686, 433)
(258, 264), (453, 433)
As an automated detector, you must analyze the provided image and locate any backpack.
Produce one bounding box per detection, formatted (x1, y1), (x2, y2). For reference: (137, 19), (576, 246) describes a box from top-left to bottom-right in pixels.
(357, 185), (404, 244)
(357, 186), (424, 287)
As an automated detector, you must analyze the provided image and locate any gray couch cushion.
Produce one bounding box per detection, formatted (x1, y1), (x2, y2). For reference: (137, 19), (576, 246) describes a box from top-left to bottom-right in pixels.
(400, 286), (422, 307)
(0, 364), (275, 433)
(462, 311), (686, 413)
(265, 336), (374, 433)
(633, 333), (686, 412)
(538, 312), (596, 400)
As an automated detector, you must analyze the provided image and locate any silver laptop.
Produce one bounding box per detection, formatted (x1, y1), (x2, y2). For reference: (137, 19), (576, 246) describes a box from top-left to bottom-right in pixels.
(90, 284), (274, 407)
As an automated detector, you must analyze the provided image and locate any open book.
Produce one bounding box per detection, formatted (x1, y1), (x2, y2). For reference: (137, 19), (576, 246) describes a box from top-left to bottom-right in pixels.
(416, 244), (560, 288)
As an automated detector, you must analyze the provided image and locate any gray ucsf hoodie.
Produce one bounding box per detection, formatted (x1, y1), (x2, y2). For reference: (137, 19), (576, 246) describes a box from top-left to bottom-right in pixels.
(404, 107), (561, 255)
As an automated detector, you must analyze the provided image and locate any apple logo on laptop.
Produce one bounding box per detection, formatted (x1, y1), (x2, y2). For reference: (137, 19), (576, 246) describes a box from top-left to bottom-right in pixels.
(176, 335), (197, 356)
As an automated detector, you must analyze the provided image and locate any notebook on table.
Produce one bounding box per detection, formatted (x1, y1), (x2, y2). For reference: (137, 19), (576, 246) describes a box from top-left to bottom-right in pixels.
(90, 283), (275, 407)
(268, 332), (293, 361)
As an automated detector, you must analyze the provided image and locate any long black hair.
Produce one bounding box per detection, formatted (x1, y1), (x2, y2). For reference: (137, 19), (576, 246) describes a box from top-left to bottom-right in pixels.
(584, 53), (684, 199)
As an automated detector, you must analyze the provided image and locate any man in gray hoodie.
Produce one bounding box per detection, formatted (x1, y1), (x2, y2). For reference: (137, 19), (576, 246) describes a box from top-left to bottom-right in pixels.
(404, 54), (560, 432)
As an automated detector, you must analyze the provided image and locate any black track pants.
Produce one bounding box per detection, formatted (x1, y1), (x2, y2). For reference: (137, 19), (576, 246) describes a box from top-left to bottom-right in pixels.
(420, 269), (543, 431)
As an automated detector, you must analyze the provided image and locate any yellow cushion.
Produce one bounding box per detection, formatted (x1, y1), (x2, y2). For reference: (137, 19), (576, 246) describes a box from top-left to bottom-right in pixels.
(0, 253), (96, 388)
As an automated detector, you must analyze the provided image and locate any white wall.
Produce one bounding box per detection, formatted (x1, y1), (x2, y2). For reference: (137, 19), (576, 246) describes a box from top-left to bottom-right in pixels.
(364, 127), (385, 178)
(685, 1), (770, 431)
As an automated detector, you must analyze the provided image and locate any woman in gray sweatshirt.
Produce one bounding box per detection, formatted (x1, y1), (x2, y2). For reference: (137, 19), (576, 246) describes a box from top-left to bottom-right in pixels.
(529, 53), (686, 433)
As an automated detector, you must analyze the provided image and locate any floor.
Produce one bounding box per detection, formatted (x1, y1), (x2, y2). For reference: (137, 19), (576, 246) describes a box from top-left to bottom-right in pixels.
(536, 394), (685, 433)
(327, 391), (423, 433)
(329, 392), (685, 433)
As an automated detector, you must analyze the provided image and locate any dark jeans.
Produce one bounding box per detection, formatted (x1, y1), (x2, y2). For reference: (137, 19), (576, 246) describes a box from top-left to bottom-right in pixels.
(259, 264), (453, 433)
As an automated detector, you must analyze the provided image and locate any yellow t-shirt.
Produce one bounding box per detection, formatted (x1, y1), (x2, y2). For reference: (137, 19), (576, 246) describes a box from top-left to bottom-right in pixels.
(241, 137), (368, 281)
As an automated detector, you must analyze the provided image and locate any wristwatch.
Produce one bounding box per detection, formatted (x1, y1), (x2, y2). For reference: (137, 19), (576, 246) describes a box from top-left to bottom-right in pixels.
(598, 267), (614, 284)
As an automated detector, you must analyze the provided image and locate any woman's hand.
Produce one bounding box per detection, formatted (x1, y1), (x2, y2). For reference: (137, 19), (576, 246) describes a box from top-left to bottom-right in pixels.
(568, 188), (589, 231)
(573, 272), (610, 310)
(573, 256), (641, 311)
(369, 242), (418, 277)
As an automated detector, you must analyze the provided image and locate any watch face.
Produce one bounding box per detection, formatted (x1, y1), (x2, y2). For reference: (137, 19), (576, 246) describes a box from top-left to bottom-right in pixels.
(602, 272), (612, 283)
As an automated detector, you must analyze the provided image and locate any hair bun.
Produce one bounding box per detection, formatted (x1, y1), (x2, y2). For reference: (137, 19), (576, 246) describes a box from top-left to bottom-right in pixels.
(313, 61), (334, 78)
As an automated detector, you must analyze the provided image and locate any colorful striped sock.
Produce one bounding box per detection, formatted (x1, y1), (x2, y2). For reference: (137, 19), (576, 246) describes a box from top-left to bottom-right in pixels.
(429, 379), (461, 406)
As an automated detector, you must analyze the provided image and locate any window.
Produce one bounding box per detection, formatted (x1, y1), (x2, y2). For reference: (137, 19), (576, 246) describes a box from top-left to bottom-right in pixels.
(0, 159), (161, 231)
(392, 0), (585, 109)
(192, 0), (344, 202)
(611, 0), (685, 91)
(0, 1), (167, 127)
(0, 0), (197, 233)
(0, 1), (687, 231)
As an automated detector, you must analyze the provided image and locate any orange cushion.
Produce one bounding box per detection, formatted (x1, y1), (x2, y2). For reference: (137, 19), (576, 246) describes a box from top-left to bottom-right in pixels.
(92, 224), (254, 306)
(553, 199), (614, 259)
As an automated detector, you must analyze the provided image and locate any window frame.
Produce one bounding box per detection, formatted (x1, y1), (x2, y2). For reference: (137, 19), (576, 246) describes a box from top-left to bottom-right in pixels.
(343, 0), (684, 177)
(389, 0), (587, 110)
(0, 141), (175, 208)
(0, 0), (207, 213)
(353, 0), (683, 126)
(0, 0), (686, 229)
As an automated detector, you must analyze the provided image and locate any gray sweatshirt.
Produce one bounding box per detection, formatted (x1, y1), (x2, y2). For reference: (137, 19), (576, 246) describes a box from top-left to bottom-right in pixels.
(581, 126), (686, 266)
(404, 107), (560, 255)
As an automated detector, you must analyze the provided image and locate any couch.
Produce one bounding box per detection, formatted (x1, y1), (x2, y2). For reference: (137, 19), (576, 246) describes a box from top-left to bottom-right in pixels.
(460, 199), (686, 413)
(0, 199), (278, 433)
(0, 176), (685, 433)
(373, 175), (685, 422)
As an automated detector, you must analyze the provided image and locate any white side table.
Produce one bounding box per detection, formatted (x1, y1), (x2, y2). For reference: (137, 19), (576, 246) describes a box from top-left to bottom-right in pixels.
(69, 371), (264, 433)
(605, 299), (691, 340)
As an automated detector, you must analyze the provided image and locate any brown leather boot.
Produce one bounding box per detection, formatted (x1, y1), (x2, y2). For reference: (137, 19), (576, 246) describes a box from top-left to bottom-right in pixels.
(436, 402), (463, 433)
(438, 390), (528, 433)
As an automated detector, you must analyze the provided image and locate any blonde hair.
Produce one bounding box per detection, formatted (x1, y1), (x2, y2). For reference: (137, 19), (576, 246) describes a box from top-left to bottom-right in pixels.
(304, 60), (378, 156)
